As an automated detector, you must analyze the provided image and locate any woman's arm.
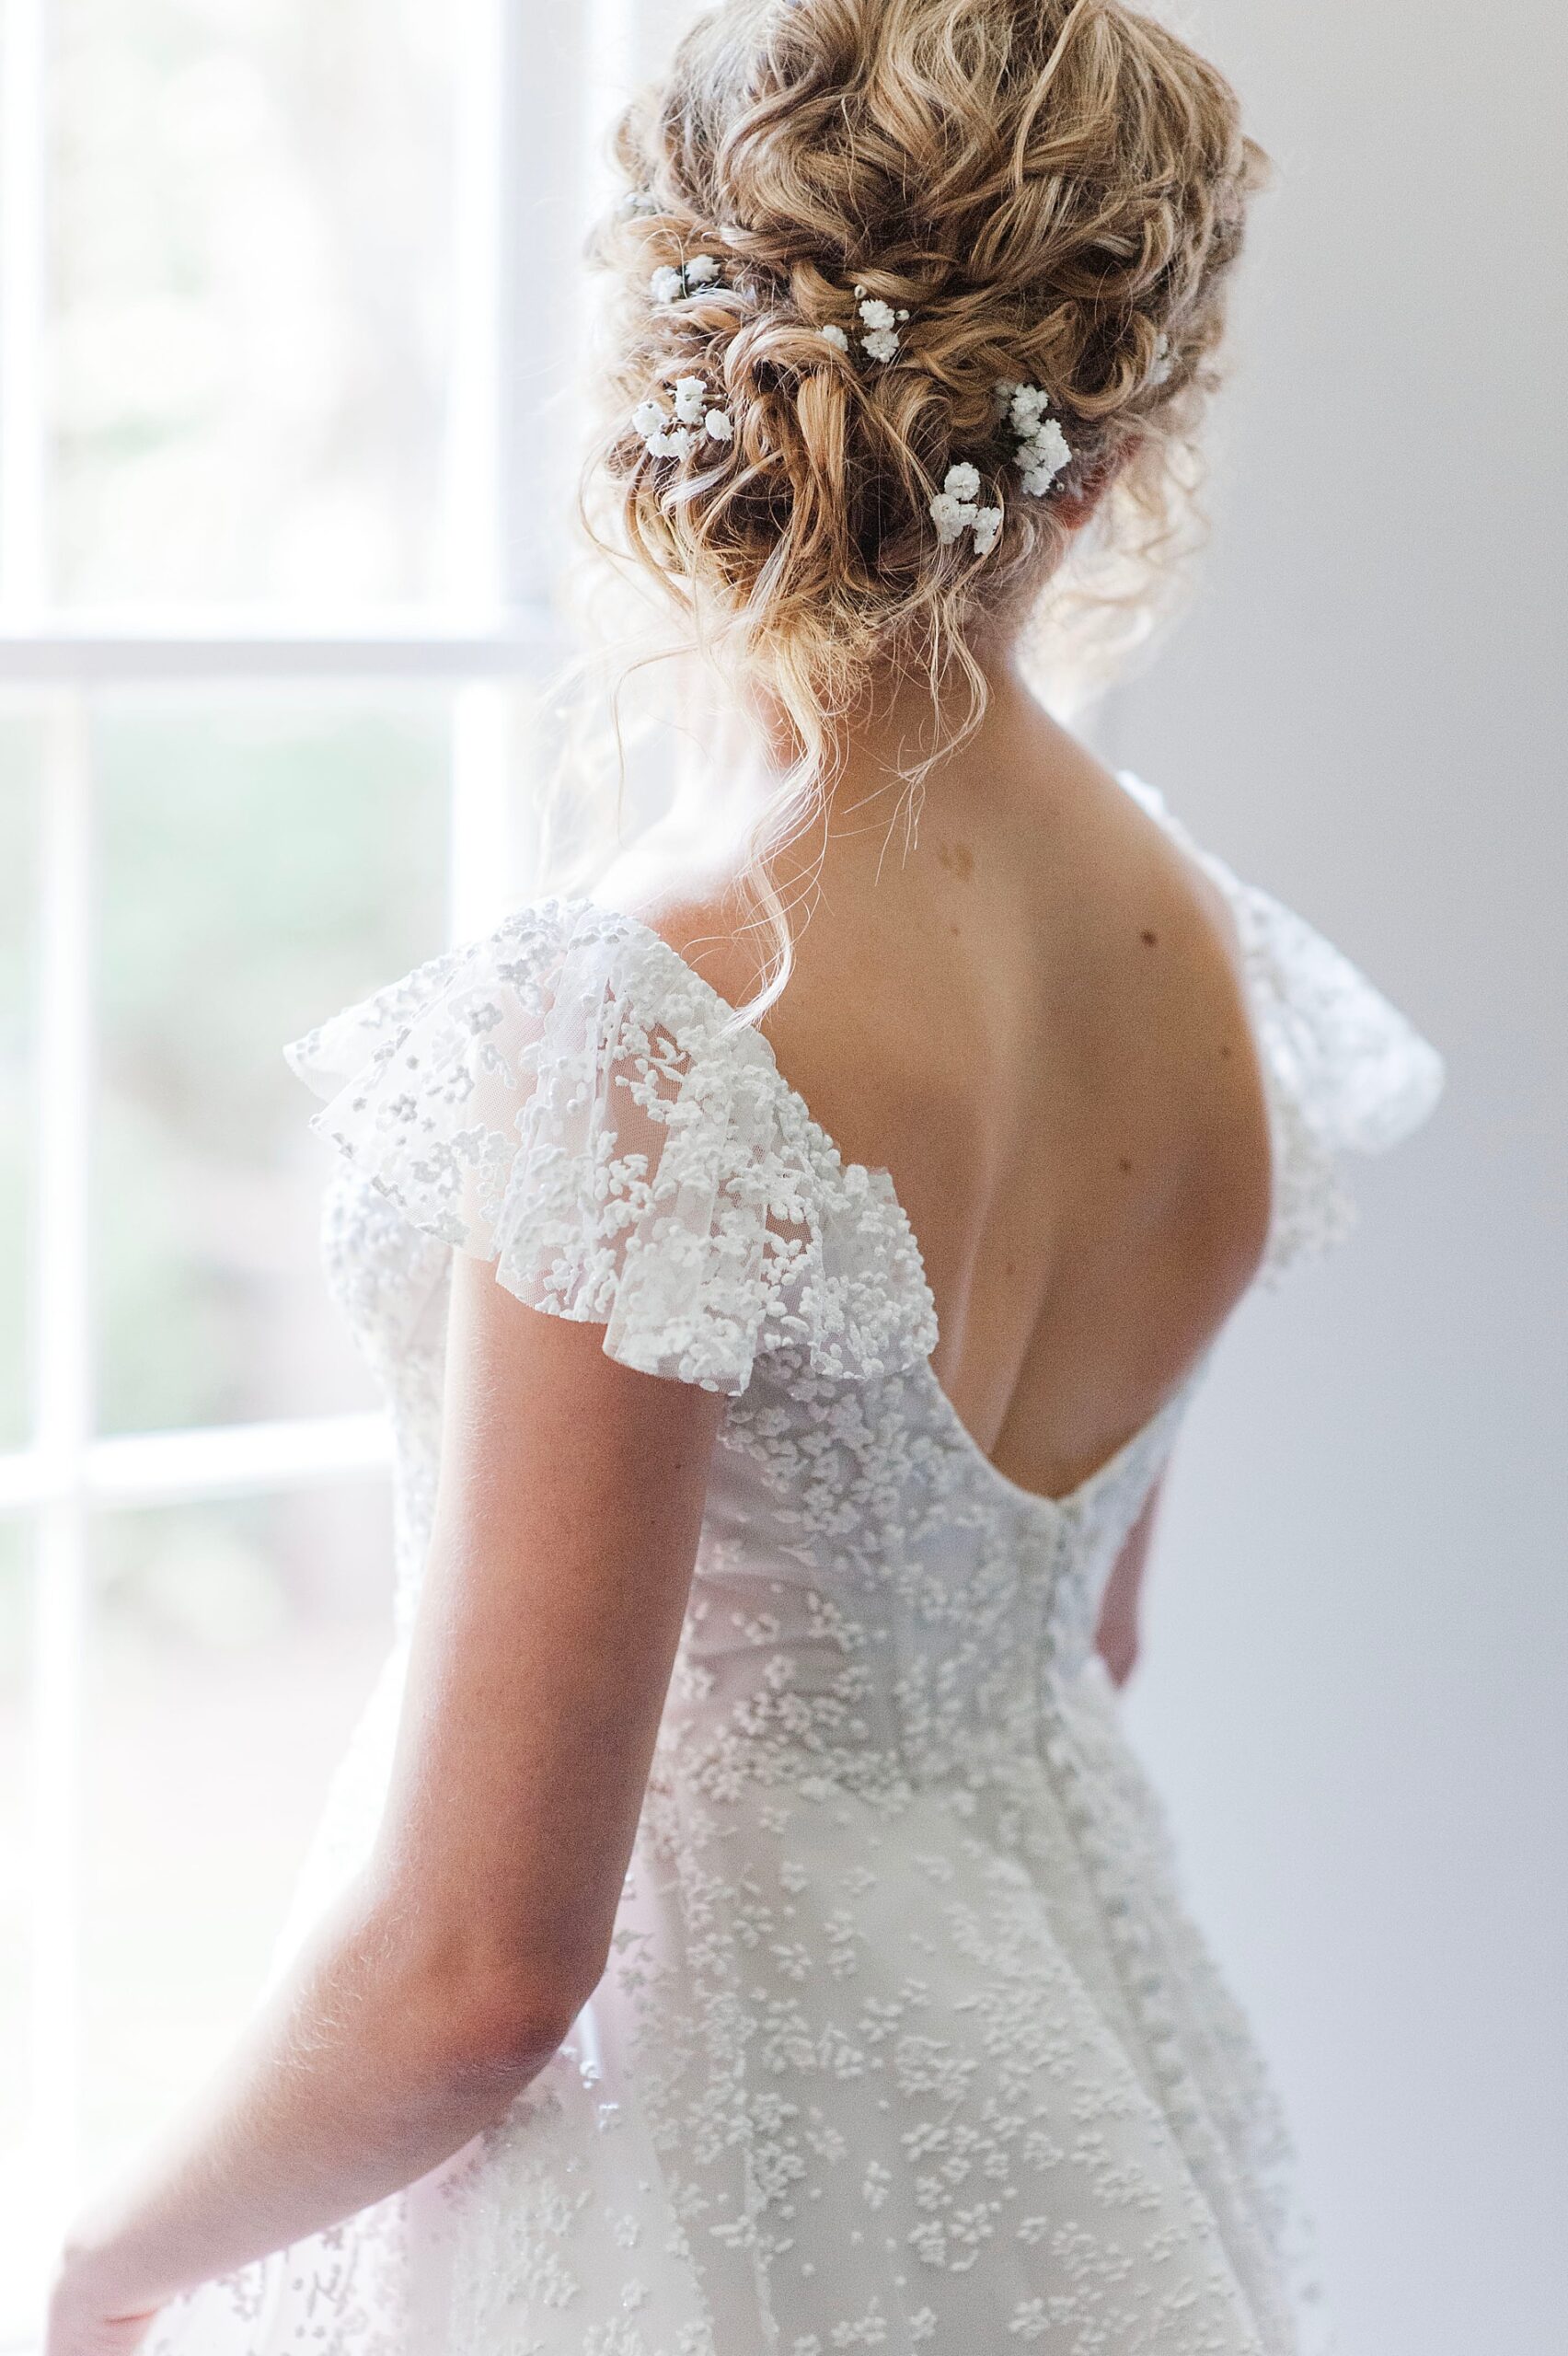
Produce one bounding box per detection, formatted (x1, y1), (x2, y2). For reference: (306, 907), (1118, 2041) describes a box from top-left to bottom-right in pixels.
(48, 1255), (726, 2343)
(1094, 1469), (1165, 1688)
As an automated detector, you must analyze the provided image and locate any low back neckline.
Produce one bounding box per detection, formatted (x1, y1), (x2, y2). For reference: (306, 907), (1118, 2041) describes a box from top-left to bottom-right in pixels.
(562, 787), (1275, 1520)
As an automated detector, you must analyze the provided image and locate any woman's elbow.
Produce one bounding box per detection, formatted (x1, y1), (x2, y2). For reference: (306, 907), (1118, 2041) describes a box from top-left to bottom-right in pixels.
(434, 1964), (593, 2087)
(352, 1898), (604, 2094)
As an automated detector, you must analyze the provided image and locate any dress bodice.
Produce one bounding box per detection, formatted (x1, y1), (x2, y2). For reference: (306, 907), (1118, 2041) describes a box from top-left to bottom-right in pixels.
(662, 1339), (1205, 1804)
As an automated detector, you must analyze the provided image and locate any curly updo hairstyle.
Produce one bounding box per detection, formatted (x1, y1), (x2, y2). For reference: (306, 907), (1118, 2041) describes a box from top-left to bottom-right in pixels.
(580, 0), (1267, 970)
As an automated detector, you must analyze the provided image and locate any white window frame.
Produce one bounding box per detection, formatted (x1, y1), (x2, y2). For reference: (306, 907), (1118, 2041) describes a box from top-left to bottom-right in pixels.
(0, 0), (644, 2308)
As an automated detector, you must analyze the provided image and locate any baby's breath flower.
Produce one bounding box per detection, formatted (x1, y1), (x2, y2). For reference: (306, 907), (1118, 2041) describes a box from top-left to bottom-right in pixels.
(928, 464), (1001, 557)
(673, 375), (708, 426)
(855, 290), (909, 364)
(650, 256), (724, 305)
(928, 491), (968, 546)
(634, 376), (733, 462)
(972, 503), (1004, 557)
(996, 382), (1073, 496)
(1015, 415), (1071, 496)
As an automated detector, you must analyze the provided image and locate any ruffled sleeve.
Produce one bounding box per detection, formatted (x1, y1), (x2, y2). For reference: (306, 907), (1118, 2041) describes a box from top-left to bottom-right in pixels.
(1116, 771), (1447, 1278)
(283, 898), (937, 1394)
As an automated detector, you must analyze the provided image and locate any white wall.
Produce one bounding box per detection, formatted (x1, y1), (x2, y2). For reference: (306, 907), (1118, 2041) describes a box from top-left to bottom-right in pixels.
(1112, 6), (1567, 2353)
(609, 4), (1566, 2343)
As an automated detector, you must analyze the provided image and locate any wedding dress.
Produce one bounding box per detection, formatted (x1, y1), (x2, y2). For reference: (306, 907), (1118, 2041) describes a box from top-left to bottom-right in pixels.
(144, 770), (1443, 2356)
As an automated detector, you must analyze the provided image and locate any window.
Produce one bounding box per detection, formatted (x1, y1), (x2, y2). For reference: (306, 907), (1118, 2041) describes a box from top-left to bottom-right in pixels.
(0, 2), (652, 2332)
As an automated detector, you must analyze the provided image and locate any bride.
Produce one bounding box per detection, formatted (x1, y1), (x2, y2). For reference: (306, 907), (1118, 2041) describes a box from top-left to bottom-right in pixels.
(47, 3), (1442, 2350)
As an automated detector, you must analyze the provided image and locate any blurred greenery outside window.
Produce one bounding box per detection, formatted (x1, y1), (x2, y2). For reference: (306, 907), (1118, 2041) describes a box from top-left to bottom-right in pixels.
(0, 1), (580, 2338)
(54, 0), (456, 608)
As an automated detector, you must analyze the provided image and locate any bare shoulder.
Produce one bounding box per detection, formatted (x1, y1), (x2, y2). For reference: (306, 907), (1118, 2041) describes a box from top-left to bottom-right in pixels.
(627, 875), (948, 1183)
(628, 881), (777, 1017)
(1041, 731), (1251, 992)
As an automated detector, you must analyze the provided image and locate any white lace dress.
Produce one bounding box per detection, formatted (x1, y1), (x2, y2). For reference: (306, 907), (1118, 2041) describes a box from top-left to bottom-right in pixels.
(145, 772), (1443, 2356)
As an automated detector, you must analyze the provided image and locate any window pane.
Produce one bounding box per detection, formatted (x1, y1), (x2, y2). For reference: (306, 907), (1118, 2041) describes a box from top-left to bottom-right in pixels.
(95, 696), (449, 1435)
(0, 1521), (31, 2347)
(81, 1480), (393, 2189)
(53, 2), (457, 606)
(0, 713), (40, 1452)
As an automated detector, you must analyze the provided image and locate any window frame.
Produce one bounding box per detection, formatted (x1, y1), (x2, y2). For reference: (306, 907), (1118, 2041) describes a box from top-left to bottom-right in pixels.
(0, 0), (634, 2316)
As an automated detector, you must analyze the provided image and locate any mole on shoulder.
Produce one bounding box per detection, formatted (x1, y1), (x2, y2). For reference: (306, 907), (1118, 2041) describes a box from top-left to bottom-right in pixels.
(936, 841), (975, 883)
(1118, 1156), (1133, 1175)
(1139, 928), (1158, 948)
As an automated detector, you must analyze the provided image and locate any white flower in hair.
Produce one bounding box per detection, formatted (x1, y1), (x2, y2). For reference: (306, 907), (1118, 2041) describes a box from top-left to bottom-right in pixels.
(1016, 415), (1070, 495)
(634, 380), (733, 460)
(971, 503), (1003, 557)
(631, 396), (688, 459)
(995, 378), (1072, 496)
(1149, 331), (1175, 387)
(929, 491), (967, 546)
(673, 375), (708, 426)
(821, 323), (850, 352)
(854, 284), (910, 364)
(650, 255), (724, 304)
(929, 462), (1002, 557)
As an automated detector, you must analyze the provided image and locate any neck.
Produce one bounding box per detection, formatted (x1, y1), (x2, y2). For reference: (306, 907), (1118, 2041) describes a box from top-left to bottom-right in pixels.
(747, 637), (1036, 833)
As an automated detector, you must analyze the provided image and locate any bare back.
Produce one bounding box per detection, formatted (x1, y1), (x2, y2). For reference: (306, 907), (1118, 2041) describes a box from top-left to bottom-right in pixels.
(644, 680), (1274, 1506)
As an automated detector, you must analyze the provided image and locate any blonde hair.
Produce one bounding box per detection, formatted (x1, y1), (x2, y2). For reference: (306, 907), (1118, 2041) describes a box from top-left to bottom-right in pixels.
(572, 0), (1268, 1008)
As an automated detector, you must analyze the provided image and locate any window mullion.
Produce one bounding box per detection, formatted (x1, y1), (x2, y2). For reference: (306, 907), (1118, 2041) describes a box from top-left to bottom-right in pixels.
(440, 0), (509, 612)
(445, 0), (595, 934)
(493, 0), (594, 613)
(0, 0), (51, 607)
(28, 693), (94, 2248)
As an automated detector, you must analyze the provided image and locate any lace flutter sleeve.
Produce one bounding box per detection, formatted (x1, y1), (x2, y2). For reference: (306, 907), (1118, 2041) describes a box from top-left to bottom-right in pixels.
(282, 899), (935, 1393)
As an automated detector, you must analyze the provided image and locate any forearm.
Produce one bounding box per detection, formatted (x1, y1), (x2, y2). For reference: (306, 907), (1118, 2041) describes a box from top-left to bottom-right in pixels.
(59, 1875), (566, 2315)
(54, 1298), (718, 2331)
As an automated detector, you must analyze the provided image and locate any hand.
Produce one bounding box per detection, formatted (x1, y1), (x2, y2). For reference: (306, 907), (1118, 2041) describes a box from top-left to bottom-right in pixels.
(1094, 1472), (1161, 1688)
(1095, 1601), (1139, 1688)
(44, 2253), (162, 2356)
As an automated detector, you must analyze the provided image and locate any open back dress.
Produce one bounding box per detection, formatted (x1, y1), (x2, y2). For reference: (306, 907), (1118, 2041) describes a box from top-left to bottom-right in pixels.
(144, 770), (1444, 2356)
